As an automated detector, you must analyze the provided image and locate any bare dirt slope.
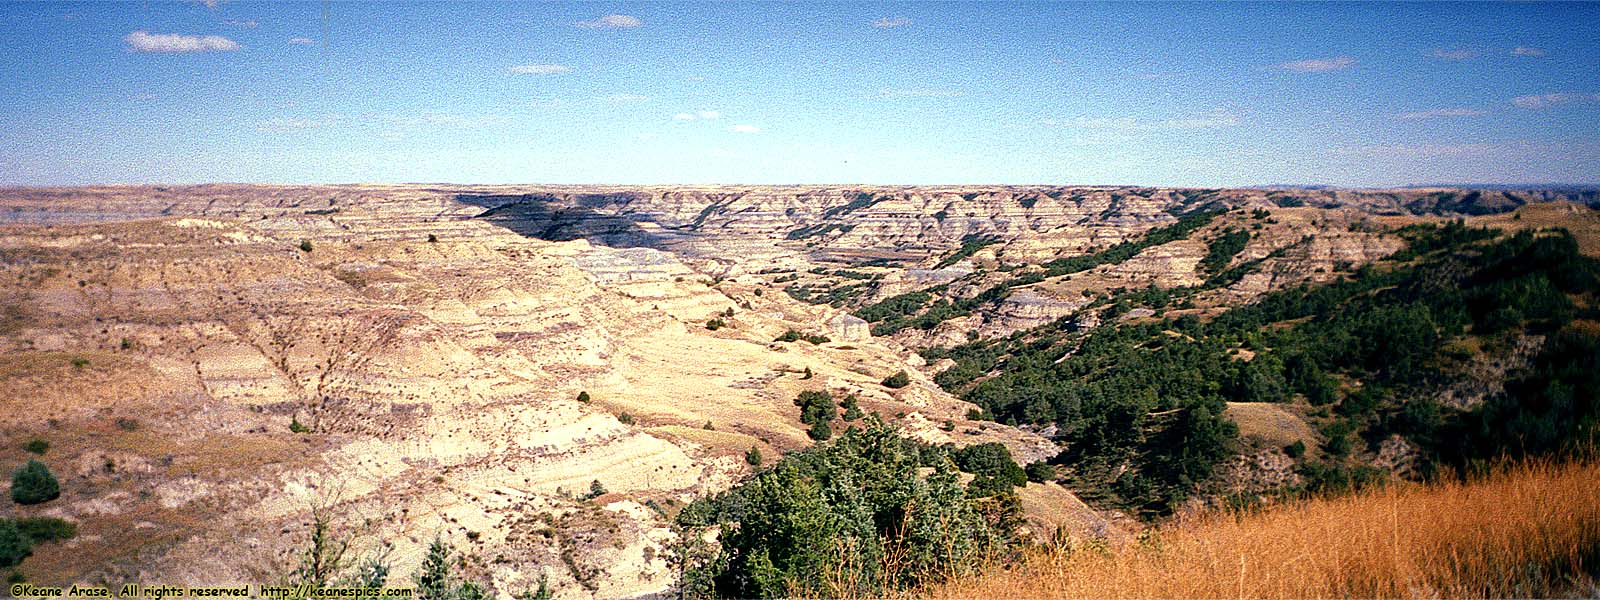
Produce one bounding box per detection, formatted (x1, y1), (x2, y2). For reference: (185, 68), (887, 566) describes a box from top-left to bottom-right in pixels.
(0, 187), (1056, 595)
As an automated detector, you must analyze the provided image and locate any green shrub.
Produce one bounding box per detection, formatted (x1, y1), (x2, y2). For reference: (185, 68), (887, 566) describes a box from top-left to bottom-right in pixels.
(21, 440), (47, 455)
(617, 412), (635, 425)
(10, 461), (59, 505)
(1285, 440), (1306, 459)
(0, 520), (29, 568)
(299, 240), (314, 253)
(882, 371), (910, 389)
(1024, 462), (1056, 483)
(745, 446), (762, 466)
(706, 319), (726, 331)
(289, 416), (310, 434)
(13, 517), (75, 543)
(415, 537), (488, 600)
(807, 420), (833, 441)
(677, 421), (1017, 597)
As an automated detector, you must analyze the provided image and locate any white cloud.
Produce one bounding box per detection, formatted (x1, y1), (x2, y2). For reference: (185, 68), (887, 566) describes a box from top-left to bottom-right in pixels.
(876, 88), (962, 99)
(1277, 56), (1356, 73)
(576, 14), (642, 29)
(1512, 46), (1547, 57)
(508, 64), (572, 75)
(1042, 109), (1240, 132)
(873, 16), (912, 28)
(124, 30), (241, 53)
(1430, 48), (1476, 61)
(602, 94), (650, 103)
(674, 110), (722, 121)
(222, 19), (257, 28)
(288, 37), (316, 46)
(1512, 92), (1600, 109)
(730, 124), (761, 134)
(1395, 108), (1486, 120)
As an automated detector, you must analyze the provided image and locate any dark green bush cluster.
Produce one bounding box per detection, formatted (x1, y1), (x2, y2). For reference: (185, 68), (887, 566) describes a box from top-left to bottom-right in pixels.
(855, 211), (1223, 338)
(840, 395), (863, 421)
(705, 318), (727, 331)
(934, 236), (999, 269)
(1199, 227), (1250, 274)
(924, 225), (1600, 515)
(773, 330), (830, 344)
(950, 443), (1026, 496)
(881, 371), (910, 389)
(677, 421), (1018, 598)
(0, 517), (76, 568)
(795, 391), (836, 440)
(11, 460), (59, 505)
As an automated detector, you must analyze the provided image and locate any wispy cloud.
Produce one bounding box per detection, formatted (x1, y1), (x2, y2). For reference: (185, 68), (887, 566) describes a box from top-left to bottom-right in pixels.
(288, 37), (316, 46)
(576, 14), (642, 29)
(508, 64), (572, 75)
(222, 19), (257, 28)
(125, 30), (241, 53)
(730, 124), (761, 134)
(1512, 46), (1547, 57)
(1395, 108), (1486, 120)
(1429, 48), (1476, 61)
(1511, 92), (1600, 109)
(602, 94), (650, 103)
(674, 110), (722, 121)
(873, 16), (912, 28)
(1277, 56), (1356, 73)
(1042, 109), (1240, 132)
(876, 88), (962, 99)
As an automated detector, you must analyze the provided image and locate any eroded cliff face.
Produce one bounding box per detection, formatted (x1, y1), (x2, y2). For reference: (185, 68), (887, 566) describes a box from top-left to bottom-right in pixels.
(0, 187), (1064, 594)
(1, 184), (1591, 595)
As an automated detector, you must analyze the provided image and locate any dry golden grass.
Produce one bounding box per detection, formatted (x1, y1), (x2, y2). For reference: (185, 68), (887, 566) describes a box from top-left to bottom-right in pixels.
(927, 460), (1600, 599)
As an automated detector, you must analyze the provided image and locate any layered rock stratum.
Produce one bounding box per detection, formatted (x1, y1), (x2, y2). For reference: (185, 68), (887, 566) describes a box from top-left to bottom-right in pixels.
(0, 184), (1594, 595)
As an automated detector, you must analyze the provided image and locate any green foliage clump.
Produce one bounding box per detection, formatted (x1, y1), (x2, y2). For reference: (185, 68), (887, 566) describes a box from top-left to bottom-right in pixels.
(0, 520), (28, 568)
(299, 239), (314, 253)
(10, 460), (59, 506)
(795, 390), (836, 441)
(705, 318), (727, 331)
(881, 371), (910, 389)
(1041, 209), (1221, 277)
(1199, 227), (1250, 275)
(745, 446), (762, 466)
(929, 224), (1600, 514)
(576, 391), (590, 403)
(11, 518), (75, 543)
(617, 412), (635, 425)
(1024, 462), (1056, 483)
(934, 236), (999, 270)
(415, 537), (488, 600)
(774, 330), (830, 344)
(677, 421), (1018, 598)
(840, 395), (863, 421)
(290, 416), (311, 434)
(950, 443), (1027, 496)
(21, 440), (47, 455)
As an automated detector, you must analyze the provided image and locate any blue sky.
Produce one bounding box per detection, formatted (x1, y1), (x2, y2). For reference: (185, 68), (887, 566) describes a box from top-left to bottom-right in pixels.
(1, 1), (1597, 187)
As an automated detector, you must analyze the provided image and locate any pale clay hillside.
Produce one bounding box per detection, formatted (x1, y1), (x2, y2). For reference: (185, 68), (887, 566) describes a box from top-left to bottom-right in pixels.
(0, 184), (1596, 595)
